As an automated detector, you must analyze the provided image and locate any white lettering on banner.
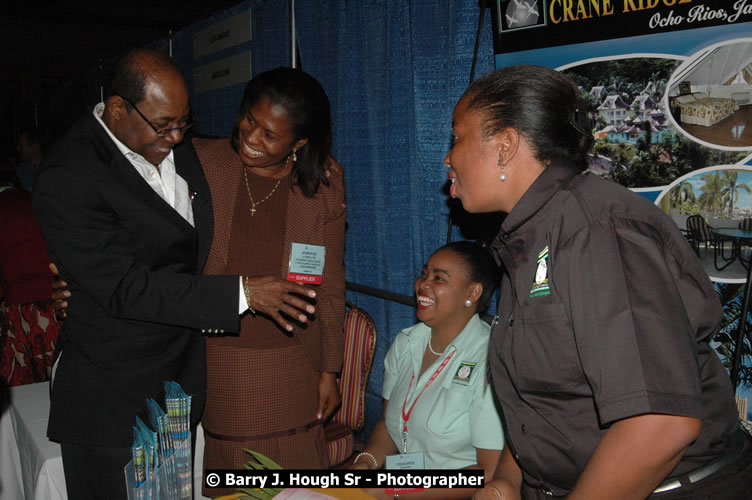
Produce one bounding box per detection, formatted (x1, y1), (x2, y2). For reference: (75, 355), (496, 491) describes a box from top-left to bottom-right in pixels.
(729, 0), (752, 22)
(687, 4), (727, 22)
(649, 9), (685, 26)
(647, 3), (752, 28)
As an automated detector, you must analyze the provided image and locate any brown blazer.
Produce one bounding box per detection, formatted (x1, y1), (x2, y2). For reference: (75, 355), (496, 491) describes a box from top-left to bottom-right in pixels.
(194, 137), (345, 373)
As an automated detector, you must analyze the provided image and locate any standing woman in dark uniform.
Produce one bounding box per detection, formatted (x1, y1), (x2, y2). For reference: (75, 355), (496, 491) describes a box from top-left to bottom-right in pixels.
(441, 65), (751, 500)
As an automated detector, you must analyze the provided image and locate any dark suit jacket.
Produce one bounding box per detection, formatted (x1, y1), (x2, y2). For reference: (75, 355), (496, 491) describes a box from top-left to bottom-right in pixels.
(33, 114), (239, 447)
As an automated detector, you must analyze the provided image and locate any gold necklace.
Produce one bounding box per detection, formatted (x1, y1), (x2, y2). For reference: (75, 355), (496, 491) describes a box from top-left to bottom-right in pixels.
(243, 168), (282, 216)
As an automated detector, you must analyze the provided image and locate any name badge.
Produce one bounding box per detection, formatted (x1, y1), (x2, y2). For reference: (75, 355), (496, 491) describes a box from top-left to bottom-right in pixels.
(385, 452), (425, 494)
(385, 451), (424, 470)
(287, 243), (325, 284)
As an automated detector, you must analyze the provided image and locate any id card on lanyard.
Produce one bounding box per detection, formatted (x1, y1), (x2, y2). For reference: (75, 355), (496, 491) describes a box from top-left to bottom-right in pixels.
(384, 350), (456, 493)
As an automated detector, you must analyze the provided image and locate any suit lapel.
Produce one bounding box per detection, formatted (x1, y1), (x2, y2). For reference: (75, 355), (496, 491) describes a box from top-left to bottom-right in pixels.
(281, 188), (322, 279)
(85, 116), (203, 265)
(203, 152), (242, 274)
(173, 140), (212, 267)
(88, 116), (199, 235)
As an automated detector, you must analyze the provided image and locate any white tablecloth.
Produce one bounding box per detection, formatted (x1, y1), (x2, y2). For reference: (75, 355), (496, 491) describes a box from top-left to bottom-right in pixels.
(0, 382), (209, 500)
(0, 382), (65, 500)
(0, 389), (23, 499)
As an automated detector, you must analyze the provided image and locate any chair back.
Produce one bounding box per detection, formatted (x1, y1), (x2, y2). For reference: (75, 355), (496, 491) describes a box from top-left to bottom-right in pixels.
(739, 218), (752, 231)
(686, 214), (712, 242)
(332, 303), (377, 431)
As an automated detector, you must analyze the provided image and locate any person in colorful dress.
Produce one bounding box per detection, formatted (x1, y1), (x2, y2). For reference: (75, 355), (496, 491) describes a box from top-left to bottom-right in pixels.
(0, 165), (60, 386)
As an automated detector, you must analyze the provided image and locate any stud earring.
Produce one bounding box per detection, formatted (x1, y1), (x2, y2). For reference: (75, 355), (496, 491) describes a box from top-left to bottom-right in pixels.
(465, 299), (472, 307)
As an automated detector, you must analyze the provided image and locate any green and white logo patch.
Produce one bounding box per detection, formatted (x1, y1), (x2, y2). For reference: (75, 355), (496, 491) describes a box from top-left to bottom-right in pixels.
(452, 362), (476, 385)
(530, 245), (550, 297)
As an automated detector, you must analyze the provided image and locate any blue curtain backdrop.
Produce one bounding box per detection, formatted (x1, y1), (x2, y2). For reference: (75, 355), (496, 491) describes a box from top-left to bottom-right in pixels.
(167, 0), (495, 438)
(295, 0), (495, 438)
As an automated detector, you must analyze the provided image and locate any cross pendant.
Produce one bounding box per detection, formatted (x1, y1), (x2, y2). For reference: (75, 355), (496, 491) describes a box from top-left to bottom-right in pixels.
(250, 206), (257, 216)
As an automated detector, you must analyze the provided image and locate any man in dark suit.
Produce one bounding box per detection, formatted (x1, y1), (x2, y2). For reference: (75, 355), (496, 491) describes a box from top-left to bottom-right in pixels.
(33, 48), (317, 499)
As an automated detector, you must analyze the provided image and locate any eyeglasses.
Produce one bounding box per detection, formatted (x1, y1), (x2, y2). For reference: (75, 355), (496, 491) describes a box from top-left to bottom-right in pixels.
(118, 95), (194, 138)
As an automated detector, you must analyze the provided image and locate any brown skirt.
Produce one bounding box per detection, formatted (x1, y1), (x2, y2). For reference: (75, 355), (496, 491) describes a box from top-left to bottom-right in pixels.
(202, 342), (328, 497)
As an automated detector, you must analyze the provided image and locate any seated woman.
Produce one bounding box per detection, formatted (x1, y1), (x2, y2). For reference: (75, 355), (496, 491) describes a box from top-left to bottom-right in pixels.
(352, 241), (504, 500)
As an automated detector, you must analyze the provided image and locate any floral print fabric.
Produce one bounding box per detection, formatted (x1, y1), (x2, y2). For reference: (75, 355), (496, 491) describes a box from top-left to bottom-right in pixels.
(1, 302), (60, 386)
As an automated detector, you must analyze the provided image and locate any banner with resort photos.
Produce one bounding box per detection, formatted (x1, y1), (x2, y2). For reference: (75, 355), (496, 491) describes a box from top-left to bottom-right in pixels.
(491, 0), (752, 422)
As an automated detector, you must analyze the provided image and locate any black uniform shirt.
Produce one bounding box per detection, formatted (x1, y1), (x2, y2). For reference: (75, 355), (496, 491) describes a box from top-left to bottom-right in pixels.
(489, 161), (739, 496)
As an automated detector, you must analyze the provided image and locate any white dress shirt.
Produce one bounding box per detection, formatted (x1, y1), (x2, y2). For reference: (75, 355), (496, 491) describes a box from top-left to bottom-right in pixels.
(93, 102), (194, 226)
(94, 103), (248, 314)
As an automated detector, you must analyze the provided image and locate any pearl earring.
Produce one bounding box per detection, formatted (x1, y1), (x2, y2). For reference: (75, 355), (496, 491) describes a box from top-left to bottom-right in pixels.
(292, 148), (298, 163)
(465, 299), (472, 307)
(498, 152), (506, 182)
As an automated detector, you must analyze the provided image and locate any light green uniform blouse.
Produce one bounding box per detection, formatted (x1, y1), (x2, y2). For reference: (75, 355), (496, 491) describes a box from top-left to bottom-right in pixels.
(382, 314), (505, 469)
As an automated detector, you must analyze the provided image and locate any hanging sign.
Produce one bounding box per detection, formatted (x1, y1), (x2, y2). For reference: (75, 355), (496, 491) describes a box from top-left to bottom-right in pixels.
(193, 50), (252, 93)
(193, 9), (252, 59)
(492, 0), (752, 54)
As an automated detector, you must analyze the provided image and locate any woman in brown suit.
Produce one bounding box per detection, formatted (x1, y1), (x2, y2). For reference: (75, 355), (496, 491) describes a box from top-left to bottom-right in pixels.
(194, 68), (346, 496)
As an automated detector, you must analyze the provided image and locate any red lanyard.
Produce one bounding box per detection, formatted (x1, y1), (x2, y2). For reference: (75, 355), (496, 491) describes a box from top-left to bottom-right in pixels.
(400, 349), (456, 452)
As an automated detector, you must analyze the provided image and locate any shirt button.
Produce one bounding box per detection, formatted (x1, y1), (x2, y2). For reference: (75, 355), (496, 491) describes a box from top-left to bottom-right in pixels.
(503, 233), (511, 240)
(508, 317), (514, 327)
(521, 424), (526, 432)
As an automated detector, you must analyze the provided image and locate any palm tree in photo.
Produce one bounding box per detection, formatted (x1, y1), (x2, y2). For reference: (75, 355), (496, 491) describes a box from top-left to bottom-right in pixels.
(670, 180), (696, 212)
(698, 171), (726, 215)
(721, 170), (752, 217)
(714, 282), (752, 388)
